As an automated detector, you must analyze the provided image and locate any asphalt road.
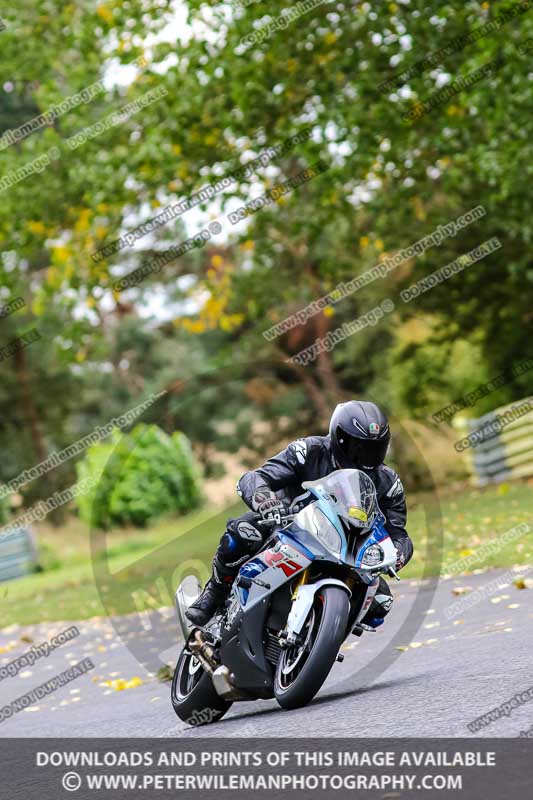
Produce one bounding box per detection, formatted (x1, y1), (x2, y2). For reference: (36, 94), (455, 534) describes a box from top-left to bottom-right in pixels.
(1, 567), (532, 739)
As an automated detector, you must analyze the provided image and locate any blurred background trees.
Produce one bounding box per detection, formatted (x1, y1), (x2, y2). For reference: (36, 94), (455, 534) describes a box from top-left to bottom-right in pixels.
(0, 0), (532, 516)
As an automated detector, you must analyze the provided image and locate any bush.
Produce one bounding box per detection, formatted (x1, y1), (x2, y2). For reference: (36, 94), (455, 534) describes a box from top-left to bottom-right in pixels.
(76, 424), (202, 529)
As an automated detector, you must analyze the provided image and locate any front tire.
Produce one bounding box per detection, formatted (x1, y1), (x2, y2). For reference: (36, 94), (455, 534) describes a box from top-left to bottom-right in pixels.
(274, 586), (349, 710)
(171, 648), (232, 726)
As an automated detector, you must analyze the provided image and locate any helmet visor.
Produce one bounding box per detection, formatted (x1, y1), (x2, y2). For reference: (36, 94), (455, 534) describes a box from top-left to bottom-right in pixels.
(336, 425), (389, 468)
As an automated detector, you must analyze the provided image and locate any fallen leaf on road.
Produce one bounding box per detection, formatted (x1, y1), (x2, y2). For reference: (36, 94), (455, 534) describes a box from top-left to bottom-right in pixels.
(395, 646), (409, 652)
(513, 576), (529, 589)
(157, 665), (174, 682)
(103, 676), (144, 691)
(452, 587), (472, 596)
(104, 679), (126, 691)
(125, 677), (143, 688)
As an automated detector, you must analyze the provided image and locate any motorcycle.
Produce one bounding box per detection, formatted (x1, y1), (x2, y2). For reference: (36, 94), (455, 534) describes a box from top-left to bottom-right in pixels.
(171, 468), (399, 725)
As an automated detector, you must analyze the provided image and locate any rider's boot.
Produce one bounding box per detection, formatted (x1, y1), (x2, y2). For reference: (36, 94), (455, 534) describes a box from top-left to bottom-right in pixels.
(361, 615), (385, 629)
(185, 579), (230, 626)
(185, 558), (234, 626)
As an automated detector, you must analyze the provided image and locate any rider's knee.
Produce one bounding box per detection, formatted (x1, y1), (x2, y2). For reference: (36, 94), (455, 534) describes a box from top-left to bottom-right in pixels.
(226, 516), (263, 550)
(216, 515), (264, 570)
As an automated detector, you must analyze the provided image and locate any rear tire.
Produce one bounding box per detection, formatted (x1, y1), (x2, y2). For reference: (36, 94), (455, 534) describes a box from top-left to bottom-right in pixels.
(274, 586), (349, 710)
(171, 648), (232, 726)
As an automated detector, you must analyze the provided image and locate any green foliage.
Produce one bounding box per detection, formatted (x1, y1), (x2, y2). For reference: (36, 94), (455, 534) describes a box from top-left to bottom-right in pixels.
(76, 424), (202, 529)
(35, 540), (63, 572)
(0, 495), (9, 525)
(378, 317), (488, 420)
(1, 0), (533, 512)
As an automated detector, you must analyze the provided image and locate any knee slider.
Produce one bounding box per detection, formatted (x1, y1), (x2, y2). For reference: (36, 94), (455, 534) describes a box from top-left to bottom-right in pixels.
(234, 519), (262, 545)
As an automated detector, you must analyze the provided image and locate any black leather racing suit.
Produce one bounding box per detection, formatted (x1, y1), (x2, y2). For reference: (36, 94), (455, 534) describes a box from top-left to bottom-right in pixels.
(212, 435), (413, 614)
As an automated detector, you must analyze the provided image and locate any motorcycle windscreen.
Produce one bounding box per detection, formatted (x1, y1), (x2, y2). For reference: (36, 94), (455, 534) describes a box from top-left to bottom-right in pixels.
(302, 468), (379, 530)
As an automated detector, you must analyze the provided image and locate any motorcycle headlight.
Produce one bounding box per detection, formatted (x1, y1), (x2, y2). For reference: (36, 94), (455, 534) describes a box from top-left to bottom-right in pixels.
(362, 544), (384, 566)
(296, 505), (343, 557)
(317, 525), (342, 557)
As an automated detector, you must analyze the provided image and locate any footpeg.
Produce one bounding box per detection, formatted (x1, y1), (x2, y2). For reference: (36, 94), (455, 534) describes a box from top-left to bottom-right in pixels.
(352, 623), (377, 636)
(336, 653), (344, 663)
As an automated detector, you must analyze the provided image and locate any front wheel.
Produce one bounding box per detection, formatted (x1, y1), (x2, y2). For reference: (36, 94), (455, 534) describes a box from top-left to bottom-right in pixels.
(274, 586), (349, 710)
(171, 648), (232, 726)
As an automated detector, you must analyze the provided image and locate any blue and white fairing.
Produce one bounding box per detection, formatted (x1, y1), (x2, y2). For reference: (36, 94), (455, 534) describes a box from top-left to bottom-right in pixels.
(233, 469), (396, 619)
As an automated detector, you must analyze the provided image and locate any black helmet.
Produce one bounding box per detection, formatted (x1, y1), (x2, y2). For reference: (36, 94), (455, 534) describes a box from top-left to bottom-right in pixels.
(329, 400), (390, 469)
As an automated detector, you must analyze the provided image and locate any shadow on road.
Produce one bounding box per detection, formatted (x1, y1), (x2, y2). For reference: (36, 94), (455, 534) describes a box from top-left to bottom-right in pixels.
(178, 672), (436, 734)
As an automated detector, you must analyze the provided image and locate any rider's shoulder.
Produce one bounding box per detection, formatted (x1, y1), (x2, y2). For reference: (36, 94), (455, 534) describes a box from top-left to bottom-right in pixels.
(287, 435), (327, 465)
(374, 463), (405, 498)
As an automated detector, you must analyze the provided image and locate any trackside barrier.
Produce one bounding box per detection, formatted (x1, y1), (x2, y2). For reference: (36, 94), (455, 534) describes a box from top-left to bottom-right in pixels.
(453, 396), (533, 485)
(0, 527), (38, 581)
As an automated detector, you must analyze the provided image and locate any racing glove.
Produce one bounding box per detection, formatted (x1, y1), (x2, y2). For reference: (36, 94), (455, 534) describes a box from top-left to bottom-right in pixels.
(392, 539), (408, 570)
(251, 487), (285, 520)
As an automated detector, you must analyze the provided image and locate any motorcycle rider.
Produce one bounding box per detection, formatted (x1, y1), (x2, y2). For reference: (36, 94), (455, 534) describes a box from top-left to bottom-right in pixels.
(186, 400), (413, 627)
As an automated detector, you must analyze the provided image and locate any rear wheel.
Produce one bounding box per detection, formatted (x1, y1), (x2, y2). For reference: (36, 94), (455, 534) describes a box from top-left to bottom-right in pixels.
(171, 647), (232, 726)
(274, 586), (349, 710)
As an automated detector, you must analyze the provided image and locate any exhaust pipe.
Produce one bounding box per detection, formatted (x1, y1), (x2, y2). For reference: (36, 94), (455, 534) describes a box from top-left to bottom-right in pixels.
(188, 630), (241, 699)
(211, 665), (237, 699)
(188, 629), (217, 674)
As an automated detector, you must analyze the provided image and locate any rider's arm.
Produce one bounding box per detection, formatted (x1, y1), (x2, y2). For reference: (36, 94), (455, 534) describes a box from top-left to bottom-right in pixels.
(236, 439), (308, 510)
(379, 469), (413, 569)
